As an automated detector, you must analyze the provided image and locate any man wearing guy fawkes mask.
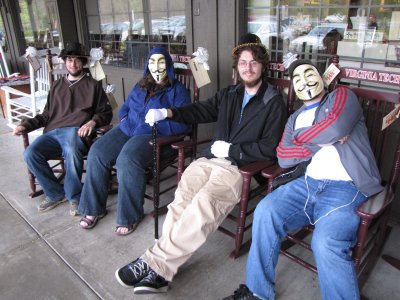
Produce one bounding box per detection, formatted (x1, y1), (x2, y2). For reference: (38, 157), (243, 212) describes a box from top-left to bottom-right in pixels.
(78, 47), (191, 236)
(226, 60), (382, 300)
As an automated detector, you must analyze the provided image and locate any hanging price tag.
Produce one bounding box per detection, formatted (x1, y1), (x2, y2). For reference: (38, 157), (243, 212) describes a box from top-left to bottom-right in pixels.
(189, 58), (211, 88)
(26, 54), (41, 72)
(322, 63), (340, 87)
(89, 60), (106, 81)
(382, 104), (400, 130)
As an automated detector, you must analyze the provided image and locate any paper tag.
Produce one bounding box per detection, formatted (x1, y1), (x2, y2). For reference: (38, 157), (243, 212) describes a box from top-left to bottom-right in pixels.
(189, 58), (211, 88)
(382, 104), (400, 130)
(106, 92), (118, 110)
(26, 54), (41, 72)
(89, 60), (106, 81)
(322, 63), (340, 87)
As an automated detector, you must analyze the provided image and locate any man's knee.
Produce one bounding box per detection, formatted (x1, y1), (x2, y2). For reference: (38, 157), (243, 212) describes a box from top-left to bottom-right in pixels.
(23, 146), (37, 164)
(311, 229), (354, 261)
(63, 144), (83, 160)
(87, 141), (103, 160)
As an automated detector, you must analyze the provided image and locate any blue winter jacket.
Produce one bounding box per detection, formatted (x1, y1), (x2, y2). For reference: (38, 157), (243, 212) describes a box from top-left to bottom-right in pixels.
(118, 47), (191, 137)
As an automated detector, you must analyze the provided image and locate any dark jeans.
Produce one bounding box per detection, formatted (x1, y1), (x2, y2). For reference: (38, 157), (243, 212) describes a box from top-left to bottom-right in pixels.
(24, 127), (87, 202)
(78, 125), (174, 226)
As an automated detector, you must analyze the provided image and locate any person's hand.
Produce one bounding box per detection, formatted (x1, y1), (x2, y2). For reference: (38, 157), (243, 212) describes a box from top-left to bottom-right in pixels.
(145, 108), (168, 126)
(338, 135), (350, 144)
(318, 135), (350, 147)
(211, 140), (231, 158)
(13, 125), (26, 136)
(78, 120), (96, 137)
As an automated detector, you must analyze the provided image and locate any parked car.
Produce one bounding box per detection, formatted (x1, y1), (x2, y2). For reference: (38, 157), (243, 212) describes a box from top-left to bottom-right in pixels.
(289, 23), (347, 52)
(248, 19), (292, 49)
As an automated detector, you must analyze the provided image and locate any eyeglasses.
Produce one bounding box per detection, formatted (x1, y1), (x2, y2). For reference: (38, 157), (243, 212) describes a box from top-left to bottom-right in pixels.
(238, 60), (260, 68)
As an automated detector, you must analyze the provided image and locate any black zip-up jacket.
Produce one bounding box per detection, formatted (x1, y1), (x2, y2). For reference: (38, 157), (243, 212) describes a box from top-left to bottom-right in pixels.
(170, 80), (287, 167)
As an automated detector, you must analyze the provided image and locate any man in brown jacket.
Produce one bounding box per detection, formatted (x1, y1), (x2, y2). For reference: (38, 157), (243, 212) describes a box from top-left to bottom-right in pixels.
(13, 42), (112, 216)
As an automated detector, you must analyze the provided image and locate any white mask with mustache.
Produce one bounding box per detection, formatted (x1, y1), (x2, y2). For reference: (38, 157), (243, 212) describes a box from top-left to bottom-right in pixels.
(148, 54), (167, 83)
(292, 64), (324, 101)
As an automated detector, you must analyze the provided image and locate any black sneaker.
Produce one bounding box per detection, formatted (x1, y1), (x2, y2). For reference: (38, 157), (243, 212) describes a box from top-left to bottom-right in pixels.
(115, 258), (150, 288)
(133, 269), (169, 294)
(223, 284), (260, 300)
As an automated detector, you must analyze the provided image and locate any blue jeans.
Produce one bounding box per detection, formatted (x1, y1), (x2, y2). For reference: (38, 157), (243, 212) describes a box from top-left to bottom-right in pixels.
(246, 176), (367, 300)
(78, 125), (175, 226)
(23, 127), (88, 203)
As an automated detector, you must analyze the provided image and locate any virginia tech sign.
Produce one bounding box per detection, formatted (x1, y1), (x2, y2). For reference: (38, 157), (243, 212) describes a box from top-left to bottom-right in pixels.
(342, 67), (400, 86)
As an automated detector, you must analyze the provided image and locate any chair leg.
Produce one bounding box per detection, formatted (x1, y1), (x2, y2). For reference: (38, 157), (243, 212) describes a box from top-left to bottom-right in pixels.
(27, 167), (44, 198)
(353, 218), (371, 271)
(231, 175), (251, 258)
(147, 203), (169, 217)
(357, 216), (392, 288)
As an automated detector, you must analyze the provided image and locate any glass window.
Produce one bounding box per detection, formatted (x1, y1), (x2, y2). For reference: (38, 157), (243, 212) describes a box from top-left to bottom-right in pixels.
(18, 0), (56, 49)
(246, 0), (400, 72)
(86, 0), (186, 69)
(0, 14), (6, 50)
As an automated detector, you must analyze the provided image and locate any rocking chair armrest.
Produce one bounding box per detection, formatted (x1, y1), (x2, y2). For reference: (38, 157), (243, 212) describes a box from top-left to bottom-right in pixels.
(239, 160), (276, 177)
(261, 164), (288, 179)
(171, 138), (212, 150)
(1, 85), (30, 97)
(149, 134), (186, 147)
(21, 131), (30, 149)
(357, 186), (394, 220)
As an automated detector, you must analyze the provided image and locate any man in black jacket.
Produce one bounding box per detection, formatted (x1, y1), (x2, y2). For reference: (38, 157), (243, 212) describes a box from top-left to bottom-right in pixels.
(115, 33), (287, 294)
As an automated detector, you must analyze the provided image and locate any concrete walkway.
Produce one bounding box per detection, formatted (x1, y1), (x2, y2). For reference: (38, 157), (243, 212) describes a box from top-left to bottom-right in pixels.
(0, 118), (399, 300)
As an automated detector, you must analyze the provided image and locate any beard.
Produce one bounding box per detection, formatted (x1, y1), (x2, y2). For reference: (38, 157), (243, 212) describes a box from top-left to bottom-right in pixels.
(242, 75), (262, 88)
(68, 69), (84, 77)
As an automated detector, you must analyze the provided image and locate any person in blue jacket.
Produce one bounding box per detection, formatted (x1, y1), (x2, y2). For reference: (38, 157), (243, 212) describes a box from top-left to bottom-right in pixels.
(78, 47), (190, 235)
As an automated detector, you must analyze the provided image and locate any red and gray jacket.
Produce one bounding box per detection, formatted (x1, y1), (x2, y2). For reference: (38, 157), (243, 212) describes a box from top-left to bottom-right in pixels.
(277, 86), (382, 197)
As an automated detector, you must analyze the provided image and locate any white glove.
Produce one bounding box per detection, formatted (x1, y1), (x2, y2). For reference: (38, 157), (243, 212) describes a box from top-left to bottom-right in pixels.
(145, 108), (168, 126)
(211, 140), (231, 158)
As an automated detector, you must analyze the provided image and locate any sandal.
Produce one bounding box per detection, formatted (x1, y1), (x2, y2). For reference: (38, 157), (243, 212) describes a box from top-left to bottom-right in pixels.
(115, 219), (142, 236)
(79, 211), (107, 230)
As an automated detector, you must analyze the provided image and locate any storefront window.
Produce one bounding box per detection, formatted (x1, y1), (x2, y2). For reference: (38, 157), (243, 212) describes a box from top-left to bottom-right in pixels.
(0, 14), (6, 50)
(246, 0), (400, 72)
(86, 0), (186, 69)
(18, 0), (58, 49)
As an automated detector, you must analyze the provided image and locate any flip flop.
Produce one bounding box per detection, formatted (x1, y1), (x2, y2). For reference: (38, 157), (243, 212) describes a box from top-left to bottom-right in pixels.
(115, 219), (142, 236)
(79, 211), (107, 230)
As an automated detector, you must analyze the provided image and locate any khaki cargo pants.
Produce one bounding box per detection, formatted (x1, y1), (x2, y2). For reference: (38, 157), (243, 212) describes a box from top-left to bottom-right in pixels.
(142, 157), (243, 281)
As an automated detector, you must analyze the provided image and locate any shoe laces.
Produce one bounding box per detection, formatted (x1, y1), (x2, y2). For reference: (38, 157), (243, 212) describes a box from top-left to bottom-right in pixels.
(232, 284), (256, 299)
(140, 269), (159, 283)
(127, 259), (149, 278)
